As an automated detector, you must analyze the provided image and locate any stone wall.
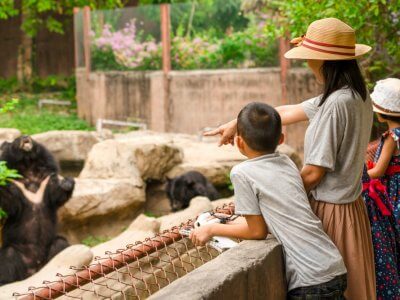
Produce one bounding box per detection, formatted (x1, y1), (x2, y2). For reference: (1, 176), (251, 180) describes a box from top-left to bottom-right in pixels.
(76, 68), (320, 155)
(149, 238), (287, 300)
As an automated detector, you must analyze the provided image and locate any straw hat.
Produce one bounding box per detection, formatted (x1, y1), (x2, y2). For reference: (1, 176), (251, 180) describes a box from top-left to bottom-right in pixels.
(371, 78), (400, 117)
(284, 18), (371, 60)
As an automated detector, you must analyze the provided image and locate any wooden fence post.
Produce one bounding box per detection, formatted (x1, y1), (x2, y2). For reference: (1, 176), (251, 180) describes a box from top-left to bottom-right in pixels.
(73, 7), (80, 70)
(279, 37), (291, 135)
(83, 6), (91, 79)
(160, 3), (171, 132)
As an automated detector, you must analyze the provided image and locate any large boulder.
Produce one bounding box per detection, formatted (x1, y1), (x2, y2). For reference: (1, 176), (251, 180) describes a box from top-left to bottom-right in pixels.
(115, 131), (302, 186)
(32, 130), (113, 162)
(91, 214), (161, 258)
(0, 245), (93, 300)
(0, 128), (21, 142)
(80, 138), (183, 181)
(59, 178), (145, 243)
(166, 136), (302, 186)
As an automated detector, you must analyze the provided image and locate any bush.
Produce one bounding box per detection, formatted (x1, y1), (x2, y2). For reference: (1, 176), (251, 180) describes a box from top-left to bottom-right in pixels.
(0, 76), (76, 101)
(92, 18), (278, 71)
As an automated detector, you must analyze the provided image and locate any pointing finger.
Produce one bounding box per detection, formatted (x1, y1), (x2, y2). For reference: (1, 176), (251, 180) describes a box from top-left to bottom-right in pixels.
(203, 128), (221, 137)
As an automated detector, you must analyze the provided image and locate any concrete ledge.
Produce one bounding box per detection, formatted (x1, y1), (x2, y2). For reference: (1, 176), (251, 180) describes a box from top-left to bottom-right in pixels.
(149, 237), (287, 300)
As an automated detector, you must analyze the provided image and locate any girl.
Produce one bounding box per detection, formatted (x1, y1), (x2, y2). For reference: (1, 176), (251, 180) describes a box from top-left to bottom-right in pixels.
(363, 78), (400, 299)
(205, 18), (375, 299)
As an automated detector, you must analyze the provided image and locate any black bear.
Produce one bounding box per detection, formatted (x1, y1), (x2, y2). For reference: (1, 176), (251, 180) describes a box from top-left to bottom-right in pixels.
(0, 136), (75, 286)
(166, 171), (220, 211)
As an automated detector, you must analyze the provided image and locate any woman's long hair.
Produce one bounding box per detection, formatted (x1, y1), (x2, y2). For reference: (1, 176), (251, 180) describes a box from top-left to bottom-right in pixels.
(319, 60), (367, 106)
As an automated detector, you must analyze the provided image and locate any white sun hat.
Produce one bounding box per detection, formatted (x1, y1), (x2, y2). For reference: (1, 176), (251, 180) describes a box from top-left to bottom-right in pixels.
(371, 78), (400, 116)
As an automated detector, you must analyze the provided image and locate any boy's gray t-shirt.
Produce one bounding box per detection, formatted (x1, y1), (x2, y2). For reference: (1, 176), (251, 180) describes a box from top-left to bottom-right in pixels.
(231, 153), (346, 291)
(301, 88), (373, 203)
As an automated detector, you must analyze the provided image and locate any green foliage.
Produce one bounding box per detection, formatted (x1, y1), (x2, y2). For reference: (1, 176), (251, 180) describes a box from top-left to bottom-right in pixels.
(144, 211), (157, 218)
(0, 76), (76, 101)
(0, 98), (24, 221)
(0, 161), (22, 186)
(0, 0), (18, 19)
(248, 0), (400, 80)
(0, 208), (7, 220)
(0, 95), (92, 135)
(81, 235), (110, 247)
(92, 17), (278, 71)
(0, 111), (93, 135)
(0, 98), (19, 114)
(226, 173), (233, 191)
(0, 0), (124, 36)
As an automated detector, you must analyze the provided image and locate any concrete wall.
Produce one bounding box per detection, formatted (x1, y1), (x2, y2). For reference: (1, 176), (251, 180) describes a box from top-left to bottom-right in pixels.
(76, 68), (320, 155)
(149, 238), (287, 300)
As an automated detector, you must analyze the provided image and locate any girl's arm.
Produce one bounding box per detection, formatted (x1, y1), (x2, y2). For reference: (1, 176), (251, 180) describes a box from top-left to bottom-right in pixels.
(301, 165), (327, 194)
(276, 104), (309, 125)
(189, 215), (268, 246)
(368, 136), (396, 179)
(204, 104), (308, 146)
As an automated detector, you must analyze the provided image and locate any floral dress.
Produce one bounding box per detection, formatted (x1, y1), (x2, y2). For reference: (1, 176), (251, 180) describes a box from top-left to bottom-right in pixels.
(362, 128), (400, 299)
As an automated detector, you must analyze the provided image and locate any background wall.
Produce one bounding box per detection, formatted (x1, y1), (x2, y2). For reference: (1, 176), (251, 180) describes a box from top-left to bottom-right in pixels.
(76, 67), (319, 155)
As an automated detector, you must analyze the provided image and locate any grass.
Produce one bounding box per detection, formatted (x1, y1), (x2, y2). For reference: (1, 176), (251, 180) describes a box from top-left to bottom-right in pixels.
(81, 235), (110, 247)
(0, 94), (93, 135)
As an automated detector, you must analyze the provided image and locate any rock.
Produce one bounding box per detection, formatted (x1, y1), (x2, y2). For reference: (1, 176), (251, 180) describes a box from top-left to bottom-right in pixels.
(0, 245), (93, 300)
(123, 139), (183, 181)
(79, 140), (142, 179)
(115, 131), (302, 186)
(32, 130), (113, 162)
(91, 214), (161, 258)
(277, 143), (303, 169)
(80, 138), (183, 181)
(166, 136), (302, 185)
(158, 196), (213, 231)
(59, 178), (145, 243)
(145, 181), (171, 216)
(0, 128), (21, 143)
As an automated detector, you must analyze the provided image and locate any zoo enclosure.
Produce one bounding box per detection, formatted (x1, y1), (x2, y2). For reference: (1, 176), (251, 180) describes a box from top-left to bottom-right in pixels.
(74, 3), (317, 156)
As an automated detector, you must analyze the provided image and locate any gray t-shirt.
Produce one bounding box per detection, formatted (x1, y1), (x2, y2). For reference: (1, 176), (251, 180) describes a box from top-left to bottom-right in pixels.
(302, 88), (373, 204)
(231, 153), (346, 291)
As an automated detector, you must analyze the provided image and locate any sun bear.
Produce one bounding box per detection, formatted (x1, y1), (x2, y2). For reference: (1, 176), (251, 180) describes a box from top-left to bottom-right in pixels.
(0, 136), (75, 285)
(166, 171), (220, 211)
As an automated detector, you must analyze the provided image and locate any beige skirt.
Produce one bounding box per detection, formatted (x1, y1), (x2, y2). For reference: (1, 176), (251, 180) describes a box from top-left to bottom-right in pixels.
(310, 196), (376, 300)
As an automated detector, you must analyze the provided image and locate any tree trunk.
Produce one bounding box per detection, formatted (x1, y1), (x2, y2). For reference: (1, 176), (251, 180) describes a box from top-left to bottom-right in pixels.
(17, 12), (33, 82)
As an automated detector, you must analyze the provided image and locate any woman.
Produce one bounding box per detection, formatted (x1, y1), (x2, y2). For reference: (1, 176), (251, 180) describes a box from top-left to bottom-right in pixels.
(206, 18), (376, 299)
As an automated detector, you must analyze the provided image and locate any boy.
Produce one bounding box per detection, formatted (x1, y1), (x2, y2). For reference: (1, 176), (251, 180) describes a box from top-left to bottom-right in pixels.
(190, 102), (347, 298)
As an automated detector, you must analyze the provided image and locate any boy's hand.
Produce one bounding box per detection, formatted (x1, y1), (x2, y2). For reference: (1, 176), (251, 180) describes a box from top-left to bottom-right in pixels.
(190, 224), (214, 246)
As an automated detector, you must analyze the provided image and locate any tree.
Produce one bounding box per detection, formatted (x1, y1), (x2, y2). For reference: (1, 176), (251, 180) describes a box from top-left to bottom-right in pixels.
(0, 1), (125, 82)
(242, 0), (400, 81)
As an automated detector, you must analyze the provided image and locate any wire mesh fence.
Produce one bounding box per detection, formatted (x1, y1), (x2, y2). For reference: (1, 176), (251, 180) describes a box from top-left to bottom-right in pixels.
(14, 203), (236, 300)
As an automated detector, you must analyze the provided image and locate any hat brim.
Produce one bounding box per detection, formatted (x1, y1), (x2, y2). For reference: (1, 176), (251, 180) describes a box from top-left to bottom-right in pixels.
(372, 103), (400, 117)
(284, 44), (371, 60)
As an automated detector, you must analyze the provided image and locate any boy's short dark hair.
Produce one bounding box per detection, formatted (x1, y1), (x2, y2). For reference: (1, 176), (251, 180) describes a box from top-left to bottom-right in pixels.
(237, 102), (282, 153)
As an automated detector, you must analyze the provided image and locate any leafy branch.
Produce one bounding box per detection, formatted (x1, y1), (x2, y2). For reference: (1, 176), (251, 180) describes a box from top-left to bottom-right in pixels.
(0, 98), (23, 220)
(0, 98), (19, 114)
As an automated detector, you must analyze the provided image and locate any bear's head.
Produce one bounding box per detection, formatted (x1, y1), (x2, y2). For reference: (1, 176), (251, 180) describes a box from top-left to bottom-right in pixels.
(166, 172), (209, 212)
(0, 136), (58, 177)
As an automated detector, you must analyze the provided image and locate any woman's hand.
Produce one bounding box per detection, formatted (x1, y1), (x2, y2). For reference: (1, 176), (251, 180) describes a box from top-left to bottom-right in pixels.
(203, 119), (237, 147)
